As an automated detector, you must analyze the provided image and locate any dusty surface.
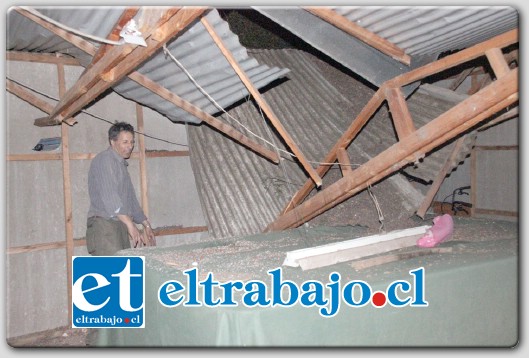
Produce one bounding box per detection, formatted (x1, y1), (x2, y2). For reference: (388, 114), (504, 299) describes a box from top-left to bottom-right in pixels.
(7, 326), (88, 348)
(7, 215), (517, 348)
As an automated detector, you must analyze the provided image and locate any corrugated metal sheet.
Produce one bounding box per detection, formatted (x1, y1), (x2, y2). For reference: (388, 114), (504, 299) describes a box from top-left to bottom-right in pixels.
(333, 6), (518, 56)
(255, 7), (517, 89)
(188, 49), (424, 239)
(6, 7), (290, 124)
(254, 7), (435, 92)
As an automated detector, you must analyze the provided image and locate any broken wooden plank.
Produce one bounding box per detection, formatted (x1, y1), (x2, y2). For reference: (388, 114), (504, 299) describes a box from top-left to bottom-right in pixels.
(283, 225), (430, 270)
(305, 7), (411, 66)
(201, 16), (322, 187)
(350, 247), (453, 271)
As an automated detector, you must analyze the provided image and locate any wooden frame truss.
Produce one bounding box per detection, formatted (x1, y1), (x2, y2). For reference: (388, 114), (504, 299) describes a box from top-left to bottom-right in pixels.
(266, 29), (518, 232)
(12, 6), (280, 163)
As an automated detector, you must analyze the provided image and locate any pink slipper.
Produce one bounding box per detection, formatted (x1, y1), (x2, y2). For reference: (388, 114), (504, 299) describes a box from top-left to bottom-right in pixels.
(417, 214), (454, 248)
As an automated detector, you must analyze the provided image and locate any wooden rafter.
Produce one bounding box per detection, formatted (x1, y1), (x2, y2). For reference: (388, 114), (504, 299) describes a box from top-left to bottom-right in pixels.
(11, 7), (278, 163)
(201, 16), (322, 187)
(42, 7), (206, 124)
(88, 7), (140, 69)
(6, 78), (55, 114)
(268, 29), (518, 231)
(127, 72), (279, 163)
(6, 51), (80, 66)
(305, 7), (411, 66)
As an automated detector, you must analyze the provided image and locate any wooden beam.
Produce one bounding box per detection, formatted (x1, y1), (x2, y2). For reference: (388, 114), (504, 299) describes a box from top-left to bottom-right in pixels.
(474, 145), (518, 151)
(136, 104), (149, 217)
(43, 7), (206, 124)
(305, 7), (411, 66)
(351, 247), (453, 271)
(473, 208), (518, 218)
(201, 16), (322, 187)
(6, 51), (80, 66)
(283, 226), (430, 270)
(387, 29), (518, 88)
(145, 150), (190, 158)
(127, 72), (279, 163)
(6, 78), (54, 114)
(478, 106), (518, 131)
(336, 148), (353, 177)
(88, 7), (140, 69)
(6, 225), (208, 255)
(6, 150), (190, 162)
(152, 225), (209, 237)
(6, 153), (62, 161)
(57, 62), (74, 324)
(14, 7), (97, 55)
(7, 240), (86, 255)
(266, 69), (518, 231)
(385, 87), (416, 140)
(6, 79), (76, 126)
(449, 67), (474, 91)
(281, 88), (386, 213)
(485, 48), (510, 78)
(416, 135), (468, 219)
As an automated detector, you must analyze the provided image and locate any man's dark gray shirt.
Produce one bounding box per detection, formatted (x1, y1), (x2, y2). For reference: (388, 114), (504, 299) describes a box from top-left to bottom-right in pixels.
(87, 147), (147, 223)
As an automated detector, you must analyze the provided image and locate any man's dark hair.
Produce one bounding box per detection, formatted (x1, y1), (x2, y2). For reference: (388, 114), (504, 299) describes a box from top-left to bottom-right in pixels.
(108, 121), (135, 143)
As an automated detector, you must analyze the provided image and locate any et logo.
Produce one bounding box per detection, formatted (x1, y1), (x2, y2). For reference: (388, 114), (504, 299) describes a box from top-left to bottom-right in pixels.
(72, 256), (145, 328)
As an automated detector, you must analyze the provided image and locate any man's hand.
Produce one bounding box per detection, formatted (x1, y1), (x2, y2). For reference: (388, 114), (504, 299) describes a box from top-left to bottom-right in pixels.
(118, 214), (145, 248)
(142, 222), (156, 247)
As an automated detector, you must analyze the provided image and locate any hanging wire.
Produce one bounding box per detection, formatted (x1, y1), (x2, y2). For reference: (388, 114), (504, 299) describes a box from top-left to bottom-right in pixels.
(161, 44), (363, 169)
(367, 183), (385, 233)
(6, 77), (188, 147)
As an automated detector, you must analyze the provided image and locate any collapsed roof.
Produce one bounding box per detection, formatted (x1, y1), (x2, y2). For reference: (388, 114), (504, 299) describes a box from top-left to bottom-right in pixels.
(6, 6), (519, 237)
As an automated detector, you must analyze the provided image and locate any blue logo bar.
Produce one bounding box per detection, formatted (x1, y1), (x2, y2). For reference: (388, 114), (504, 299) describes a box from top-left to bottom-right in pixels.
(72, 256), (145, 328)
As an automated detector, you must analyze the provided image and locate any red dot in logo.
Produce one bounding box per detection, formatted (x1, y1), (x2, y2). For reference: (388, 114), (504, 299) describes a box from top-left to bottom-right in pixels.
(124, 318), (130, 324)
(372, 291), (387, 307)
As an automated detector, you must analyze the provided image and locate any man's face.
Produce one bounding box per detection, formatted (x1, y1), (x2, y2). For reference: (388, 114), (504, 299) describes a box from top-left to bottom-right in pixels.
(111, 131), (135, 159)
